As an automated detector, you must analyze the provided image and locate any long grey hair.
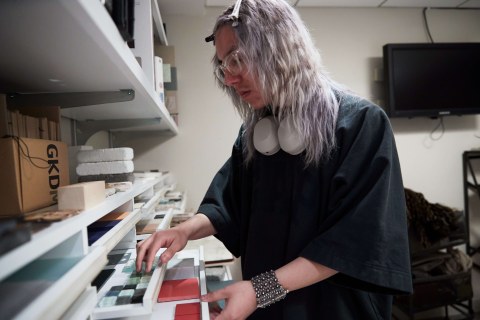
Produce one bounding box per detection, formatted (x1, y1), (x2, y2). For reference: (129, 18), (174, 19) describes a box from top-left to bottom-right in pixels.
(209, 0), (346, 166)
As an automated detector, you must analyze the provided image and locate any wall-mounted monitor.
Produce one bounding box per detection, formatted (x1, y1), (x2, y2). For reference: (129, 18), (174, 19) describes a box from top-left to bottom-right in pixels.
(383, 43), (480, 118)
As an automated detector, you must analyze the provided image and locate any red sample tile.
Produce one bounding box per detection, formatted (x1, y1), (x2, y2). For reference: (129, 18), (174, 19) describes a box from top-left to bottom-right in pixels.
(175, 302), (201, 320)
(158, 278), (200, 302)
(175, 315), (200, 320)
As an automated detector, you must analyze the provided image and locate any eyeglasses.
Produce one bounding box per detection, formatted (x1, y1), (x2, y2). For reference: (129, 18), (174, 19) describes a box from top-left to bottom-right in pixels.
(214, 50), (245, 84)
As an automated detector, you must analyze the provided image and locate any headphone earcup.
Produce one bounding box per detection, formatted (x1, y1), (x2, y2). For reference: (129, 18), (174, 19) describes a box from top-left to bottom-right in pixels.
(253, 116), (280, 155)
(278, 116), (305, 155)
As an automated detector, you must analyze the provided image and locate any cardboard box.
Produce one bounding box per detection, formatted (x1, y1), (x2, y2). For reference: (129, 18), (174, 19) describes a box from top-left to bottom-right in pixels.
(0, 94), (11, 138)
(0, 137), (70, 217)
(154, 45), (175, 66)
(154, 45), (176, 90)
(2, 103), (61, 141)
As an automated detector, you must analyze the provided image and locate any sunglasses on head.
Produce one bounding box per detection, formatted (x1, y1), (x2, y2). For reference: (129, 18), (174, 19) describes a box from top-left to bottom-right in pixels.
(205, 0), (243, 43)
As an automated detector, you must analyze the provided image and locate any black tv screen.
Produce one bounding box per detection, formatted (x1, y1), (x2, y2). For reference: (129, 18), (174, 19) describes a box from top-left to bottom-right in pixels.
(383, 43), (480, 118)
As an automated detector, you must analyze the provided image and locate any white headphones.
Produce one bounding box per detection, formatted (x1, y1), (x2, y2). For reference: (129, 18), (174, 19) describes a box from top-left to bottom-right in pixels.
(253, 116), (305, 156)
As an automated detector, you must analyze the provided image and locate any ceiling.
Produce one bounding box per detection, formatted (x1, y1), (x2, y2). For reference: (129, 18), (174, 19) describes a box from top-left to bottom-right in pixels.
(157, 0), (480, 16)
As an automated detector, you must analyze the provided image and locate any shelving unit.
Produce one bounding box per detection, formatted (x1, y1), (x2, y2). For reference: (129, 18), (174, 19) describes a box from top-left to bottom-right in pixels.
(393, 210), (474, 319)
(92, 246), (168, 319)
(85, 180), (207, 320)
(135, 186), (186, 242)
(0, 171), (198, 319)
(0, 0), (178, 137)
(150, 247), (210, 320)
(0, 176), (164, 319)
(463, 150), (480, 265)
(0, 1), (202, 318)
(88, 246), (210, 320)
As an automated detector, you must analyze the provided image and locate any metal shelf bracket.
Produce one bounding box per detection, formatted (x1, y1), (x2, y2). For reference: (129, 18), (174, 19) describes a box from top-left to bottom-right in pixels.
(7, 90), (135, 109)
(74, 118), (161, 145)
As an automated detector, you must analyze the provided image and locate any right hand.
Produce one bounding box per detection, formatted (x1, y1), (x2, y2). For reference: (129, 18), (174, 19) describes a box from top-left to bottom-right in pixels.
(136, 227), (188, 272)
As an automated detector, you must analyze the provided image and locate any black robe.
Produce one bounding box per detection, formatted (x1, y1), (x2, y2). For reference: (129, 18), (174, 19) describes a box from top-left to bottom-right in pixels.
(198, 93), (413, 319)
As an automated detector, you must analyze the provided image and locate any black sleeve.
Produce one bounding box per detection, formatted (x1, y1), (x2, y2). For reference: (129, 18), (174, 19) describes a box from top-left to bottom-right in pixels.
(301, 102), (413, 294)
(197, 129), (244, 257)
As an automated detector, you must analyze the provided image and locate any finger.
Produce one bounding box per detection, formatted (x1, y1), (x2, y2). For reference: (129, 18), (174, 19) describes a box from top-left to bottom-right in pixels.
(213, 313), (227, 320)
(159, 239), (184, 264)
(201, 289), (227, 303)
(135, 236), (153, 271)
(144, 242), (161, 272)
(208, 302), (223, 313)
(141, 235), (163, 273)
(136, 237), (146, 247)
(208, 302), (223, 319)
(210, 310), (221, 320)
(160, 244), (182, 264)
(159, 248), (175, 265)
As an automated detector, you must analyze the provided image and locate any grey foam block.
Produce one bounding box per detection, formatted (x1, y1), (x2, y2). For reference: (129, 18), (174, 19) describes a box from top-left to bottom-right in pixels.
(77, 147), (134, 163)
(78, 172), (135, 183)
(76, 160), (134, 176)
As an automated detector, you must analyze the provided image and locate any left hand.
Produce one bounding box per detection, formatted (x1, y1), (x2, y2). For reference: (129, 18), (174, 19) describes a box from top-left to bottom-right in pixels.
(201, 280), (257, 320)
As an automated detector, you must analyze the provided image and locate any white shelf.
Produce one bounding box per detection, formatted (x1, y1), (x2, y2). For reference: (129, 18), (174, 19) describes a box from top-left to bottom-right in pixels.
(177, 192), (188, 213)
(152, 0), (169, 46)
(138, 186), (173, 220)
(102, 247), (210, 320)
(0, 0), (178, 134)
(0, 177), (161, 282)
(60, 286), (99, 320)
(14, 246), (107, 320)
(140, 190), (164, 217)
(130, 0), (156, 87)
(92, 248), (168, 319)
(151, 247), (210, 320)
(91, 208), (143, 253)
(137, 208), (174, 241)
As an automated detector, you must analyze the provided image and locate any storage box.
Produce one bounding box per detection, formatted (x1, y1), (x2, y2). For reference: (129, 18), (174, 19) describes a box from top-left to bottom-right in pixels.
(0, 94), (11, 138)
(0, 137), (69, 217)
(7, 105), (61, 141)
(154, 45), (175, 66)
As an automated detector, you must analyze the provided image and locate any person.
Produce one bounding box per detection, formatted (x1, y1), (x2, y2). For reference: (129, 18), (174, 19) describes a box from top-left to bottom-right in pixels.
(136, 0), (413, 318)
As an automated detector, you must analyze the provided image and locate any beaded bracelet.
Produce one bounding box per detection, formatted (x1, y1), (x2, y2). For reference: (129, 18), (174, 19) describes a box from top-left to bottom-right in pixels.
(251, 270), (289, 308)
